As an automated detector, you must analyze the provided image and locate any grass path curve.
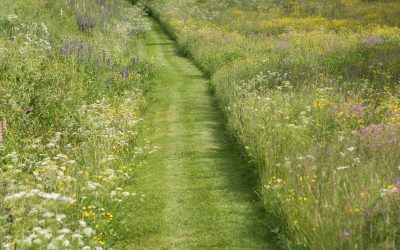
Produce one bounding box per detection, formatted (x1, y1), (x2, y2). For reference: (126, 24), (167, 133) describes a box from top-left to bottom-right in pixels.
(116, 19), (273, 250)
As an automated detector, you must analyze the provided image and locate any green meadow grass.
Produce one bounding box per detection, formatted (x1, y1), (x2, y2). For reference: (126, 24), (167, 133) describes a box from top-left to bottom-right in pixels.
(141, 0), (400, 249)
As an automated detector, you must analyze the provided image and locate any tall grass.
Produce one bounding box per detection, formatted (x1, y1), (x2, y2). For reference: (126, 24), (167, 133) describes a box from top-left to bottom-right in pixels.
(0, 0), (154, 248)
(141, 0), (400, 248)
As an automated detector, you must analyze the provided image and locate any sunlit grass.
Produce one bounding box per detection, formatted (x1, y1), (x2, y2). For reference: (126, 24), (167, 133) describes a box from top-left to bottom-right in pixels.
(141, 0), (400, 248)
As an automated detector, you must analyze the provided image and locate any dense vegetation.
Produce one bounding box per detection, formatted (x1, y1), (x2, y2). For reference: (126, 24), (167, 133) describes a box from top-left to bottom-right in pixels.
(1, 0), (400, 249)
(0, 0), (153, 248)
(140, 0), (400, 248)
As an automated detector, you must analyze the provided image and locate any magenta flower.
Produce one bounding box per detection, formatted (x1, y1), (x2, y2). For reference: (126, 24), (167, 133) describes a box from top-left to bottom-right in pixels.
(26, 108), (33, 114)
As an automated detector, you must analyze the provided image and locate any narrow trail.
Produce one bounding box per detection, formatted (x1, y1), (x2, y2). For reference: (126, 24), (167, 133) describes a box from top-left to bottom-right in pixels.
(116, 19), (273, 249)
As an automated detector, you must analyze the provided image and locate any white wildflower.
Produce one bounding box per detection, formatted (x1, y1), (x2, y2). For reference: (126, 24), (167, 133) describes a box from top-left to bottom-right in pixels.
(58, 228), (71, 234)
(347, 146), (356, 152)
(56, 214), (66, 222)
(83, 227), (95, 237)
(72, 234), (83, 239)
(62, 240), (70, 247)
(2, 243), (12, 250)
(43, 212), (54, 218)
(78, 239), (85, 247)
(37, 228), (52, 239)
(87, 181), (101, 190)
(56, 234), (65, 241)
(4, 191), (27, 201)
(380, 189), (389, 196)
(33, 238), (42, 245)
(56, 154), (68, 159)
(41, 192), (61, 200)
(46, 143), (56, 148)
(7, 14), (18, 20)
(79, 220), (87, 227)
(47, 242), (57, 250)
(22, 238), (33, 247)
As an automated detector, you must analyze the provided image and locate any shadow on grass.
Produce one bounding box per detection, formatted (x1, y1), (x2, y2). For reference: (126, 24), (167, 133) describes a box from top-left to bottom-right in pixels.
(146, 42), (175, 46)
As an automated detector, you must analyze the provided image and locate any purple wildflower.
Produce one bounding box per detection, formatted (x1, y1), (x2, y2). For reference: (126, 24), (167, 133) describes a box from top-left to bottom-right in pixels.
(122, 69), (130, 80)
(359, 124), (399, 148)
(77, 16), (96, 31)
(26, 108), (33, 114)
(88, 45), (93, 59)
(362, 36), (383, 46)
(352, 105), (366, 117)
(396, 179), (400, 185)
(276, 41), (289, 49)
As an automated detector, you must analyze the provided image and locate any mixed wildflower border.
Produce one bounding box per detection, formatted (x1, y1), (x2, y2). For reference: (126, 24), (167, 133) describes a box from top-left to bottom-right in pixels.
(0, 0), (154, 249)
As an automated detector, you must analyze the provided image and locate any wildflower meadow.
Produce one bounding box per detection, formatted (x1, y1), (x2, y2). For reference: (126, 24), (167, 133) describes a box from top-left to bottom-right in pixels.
(0, 0), (155, 249)
(141, 0), (400, 249)
(1, 0), (400, 249)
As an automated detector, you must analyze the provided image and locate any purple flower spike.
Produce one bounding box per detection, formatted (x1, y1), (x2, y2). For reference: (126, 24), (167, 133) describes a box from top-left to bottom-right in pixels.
(122, 68), (130, 80)
(26, 108), (33, 114)
(396, 179), (400, 185)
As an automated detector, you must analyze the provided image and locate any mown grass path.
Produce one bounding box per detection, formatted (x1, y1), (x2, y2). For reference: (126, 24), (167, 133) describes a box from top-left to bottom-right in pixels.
(116, 19), (273, 249)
